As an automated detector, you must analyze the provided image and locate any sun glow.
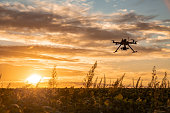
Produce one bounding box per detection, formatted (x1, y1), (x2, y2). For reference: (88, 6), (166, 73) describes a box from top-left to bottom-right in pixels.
(26, 74), (42, 84)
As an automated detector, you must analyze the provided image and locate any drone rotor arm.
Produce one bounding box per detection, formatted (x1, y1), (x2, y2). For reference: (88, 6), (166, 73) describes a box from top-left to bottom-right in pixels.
(113, 41), (119, 43)
(115, 42), (121, 45)
(128, 42), (134, 44)
(129, 39), (137, 44)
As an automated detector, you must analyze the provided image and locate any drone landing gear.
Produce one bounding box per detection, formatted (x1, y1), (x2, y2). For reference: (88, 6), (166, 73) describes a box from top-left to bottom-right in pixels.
(132, 51), (137, 53)
(128, 45), (137, 53)
(114, 44), (121, 53)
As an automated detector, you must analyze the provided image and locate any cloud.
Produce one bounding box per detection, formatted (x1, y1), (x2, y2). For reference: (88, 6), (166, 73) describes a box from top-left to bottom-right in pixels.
(0, 5), (61, 29)
(163, 19), (170, 22)
(0, 46), (79, 62)
(0, 2), (139, 41)
(0, 44), (167, 61)
(0, 1), (169, 65)
(135, 22), (170, 31)
(0, 1), (169, 43)
(111, 12), (156, 23)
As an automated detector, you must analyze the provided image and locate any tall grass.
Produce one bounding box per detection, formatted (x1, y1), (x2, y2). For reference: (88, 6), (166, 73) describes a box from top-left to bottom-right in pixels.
(113, 74), (125, 88)
(93, 76), (98, 88)
(103, 74), (106, 88)
(83, 63), (169, 89)
(136, 77), (141, 88)
(160, 72), (168, 88)
(0, 64), (169, 113)
(36, 77), (42, 88)
(97, 77), (102, 88)
(83, 61), (97, 88)
(0, 73), (2, 88)
(148, 66), (159, 88)
(48, 65), (57, 88)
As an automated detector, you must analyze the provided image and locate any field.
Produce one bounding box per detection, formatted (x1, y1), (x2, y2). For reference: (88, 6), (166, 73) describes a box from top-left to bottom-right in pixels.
(0, 63), (170, 113)
(0, 88), (170, 113)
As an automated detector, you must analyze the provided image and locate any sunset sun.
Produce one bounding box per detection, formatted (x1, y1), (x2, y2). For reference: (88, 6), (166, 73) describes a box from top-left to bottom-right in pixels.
(26, 74), (42, 84)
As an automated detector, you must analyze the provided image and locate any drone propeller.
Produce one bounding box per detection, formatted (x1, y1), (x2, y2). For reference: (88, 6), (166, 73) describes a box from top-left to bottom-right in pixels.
(130, 39), (137, 44)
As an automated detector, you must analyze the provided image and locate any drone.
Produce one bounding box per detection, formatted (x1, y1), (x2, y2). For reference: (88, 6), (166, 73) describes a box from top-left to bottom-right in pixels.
(112, 38), (137, 53)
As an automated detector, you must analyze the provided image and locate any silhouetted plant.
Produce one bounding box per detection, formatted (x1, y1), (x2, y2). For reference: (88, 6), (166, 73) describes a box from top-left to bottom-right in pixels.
(93, 76), (98, 88)
(83, 61), (97, 88)
(103, 74), (106, 88)
(160, 72), (168, 88)
(136, 77), (141, 88)
(97, 78), (102, 88)
(0, 73), (2, 88)
(148, 66), (159, 88)
(36, 78), (42, 88)
(109, 79), (112, 87)
(48, 65), (57, 88)
(113, 73), (125, 88)
(140, 79), (143, 88)
(0, 65), (170, 113)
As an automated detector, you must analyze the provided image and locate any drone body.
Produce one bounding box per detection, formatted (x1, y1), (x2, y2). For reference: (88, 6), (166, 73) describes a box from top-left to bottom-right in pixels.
(112, 38), (137, 53)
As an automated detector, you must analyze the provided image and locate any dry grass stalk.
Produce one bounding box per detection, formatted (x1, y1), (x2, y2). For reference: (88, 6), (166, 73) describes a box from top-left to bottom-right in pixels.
(113, 74), (125, 88)
(160, 72), (168, 88)
(148, 66), (158, 88)
(97, 78), (102, 88)
(48, 65), (57, 88)
(136, 77), (141, 88)
(36, 78), (42, 88)
(109, 79), (112, 87)
(93, 76), (98, 88)
(83, 61), (97, 88)
(103, 74), (106, 88)
(140, 79), (143, 88)
(0, 73), (2, 88)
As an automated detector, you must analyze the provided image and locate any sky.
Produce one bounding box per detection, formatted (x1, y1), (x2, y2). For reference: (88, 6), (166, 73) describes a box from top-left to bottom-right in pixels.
(0, 0), (169, 87)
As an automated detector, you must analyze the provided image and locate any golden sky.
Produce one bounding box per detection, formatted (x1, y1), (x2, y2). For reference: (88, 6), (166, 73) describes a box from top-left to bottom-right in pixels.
(0, 0), (169, 87)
